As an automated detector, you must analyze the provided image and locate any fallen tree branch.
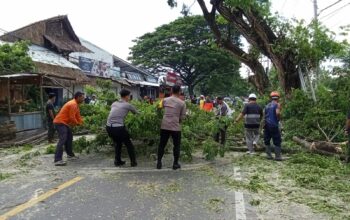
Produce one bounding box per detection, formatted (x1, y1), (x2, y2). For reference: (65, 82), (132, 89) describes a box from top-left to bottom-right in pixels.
(292, 136), (346, 160)
(317, 122), (330, 142)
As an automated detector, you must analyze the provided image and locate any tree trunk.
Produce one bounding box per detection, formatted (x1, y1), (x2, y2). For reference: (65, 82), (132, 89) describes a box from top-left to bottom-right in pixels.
(188, 84), (194, 95)
(272, 53), (301, 96)
(197, 0), (269, 95)
(292, 136), (345, 159)
(197, 0), (301, 96)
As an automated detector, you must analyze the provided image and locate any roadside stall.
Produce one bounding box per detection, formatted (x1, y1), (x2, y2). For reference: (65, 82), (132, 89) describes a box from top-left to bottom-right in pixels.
(0, 73), (44, 134)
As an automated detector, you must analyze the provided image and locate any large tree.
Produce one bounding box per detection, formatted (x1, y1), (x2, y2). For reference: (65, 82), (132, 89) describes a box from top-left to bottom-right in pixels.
(168, 0), (346, 96)
(129, 15), (241, 95)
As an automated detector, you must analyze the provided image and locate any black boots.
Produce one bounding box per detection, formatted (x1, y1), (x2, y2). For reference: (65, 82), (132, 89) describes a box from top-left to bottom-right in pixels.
(172, 163), (181, 170)
(156, 161), (162, 169)
(131, 161), (138, 167)
(156, 161), (181, 170)
(114, 160), (126, 166)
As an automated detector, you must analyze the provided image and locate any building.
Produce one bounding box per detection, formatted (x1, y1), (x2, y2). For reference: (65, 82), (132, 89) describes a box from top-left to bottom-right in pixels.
(0, 15), (90, 132)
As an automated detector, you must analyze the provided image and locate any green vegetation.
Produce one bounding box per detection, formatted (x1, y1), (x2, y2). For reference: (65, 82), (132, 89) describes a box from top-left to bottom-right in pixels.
(206, 198), (225, 213)
(18, 150), (41, 166)
(77, 80), (234, 161)
(22, 144), (33, 152)
(45, 145), (56, 154)
(204, 151), (350, 219)
(129, 15), (244, 96)
(0, 173), (12, 181)
(0, 41), (34, 74)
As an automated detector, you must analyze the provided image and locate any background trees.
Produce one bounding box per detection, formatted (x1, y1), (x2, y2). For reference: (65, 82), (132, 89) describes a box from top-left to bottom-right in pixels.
(129, 15), (244, 96)
(167, 0), (347, 96)
(0, 41), (34, 74)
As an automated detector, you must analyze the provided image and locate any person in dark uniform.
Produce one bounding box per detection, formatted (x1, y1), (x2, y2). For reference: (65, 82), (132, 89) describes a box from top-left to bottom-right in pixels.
(46, 93), (56, 143)
(264, 91), (282, 161)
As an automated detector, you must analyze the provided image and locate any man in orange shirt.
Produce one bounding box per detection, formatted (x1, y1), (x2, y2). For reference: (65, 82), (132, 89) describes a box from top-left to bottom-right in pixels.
(53, 91), (85, 166)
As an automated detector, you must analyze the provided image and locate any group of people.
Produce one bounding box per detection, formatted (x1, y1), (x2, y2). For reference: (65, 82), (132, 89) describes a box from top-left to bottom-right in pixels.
(235, 92), (283, 161)
(106, 85), (186, 169)
(47, 85), (350, 167)
(48, 86), (186, 169)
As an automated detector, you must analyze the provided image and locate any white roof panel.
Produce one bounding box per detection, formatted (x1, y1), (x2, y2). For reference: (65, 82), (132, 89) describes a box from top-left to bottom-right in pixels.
(28, 45), (80, 69)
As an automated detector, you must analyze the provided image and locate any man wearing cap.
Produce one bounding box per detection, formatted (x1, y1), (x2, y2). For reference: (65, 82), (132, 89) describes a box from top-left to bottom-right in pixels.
(53, 92), (85, 166)
(235, 94), (263, 154)
(46, 93), (56, 143)
(264, 91), (283, 161)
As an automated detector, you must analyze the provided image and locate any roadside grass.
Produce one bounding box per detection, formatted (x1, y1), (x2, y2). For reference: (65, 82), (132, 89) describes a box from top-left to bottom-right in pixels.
(205, 150), (350, 219)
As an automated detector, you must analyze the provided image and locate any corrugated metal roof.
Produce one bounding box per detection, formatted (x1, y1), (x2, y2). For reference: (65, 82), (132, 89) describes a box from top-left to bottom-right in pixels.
(0, 73), (38, 78)
(28, 44), (80, 69)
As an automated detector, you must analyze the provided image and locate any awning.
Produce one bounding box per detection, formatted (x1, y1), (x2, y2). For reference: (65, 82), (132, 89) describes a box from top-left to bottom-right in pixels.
(139, 81), (159, 87)
(125, 79), (140, 85)
(0, 73), (41, 85)
(114, 78), (131, 86)
(0, 73), (39, 78)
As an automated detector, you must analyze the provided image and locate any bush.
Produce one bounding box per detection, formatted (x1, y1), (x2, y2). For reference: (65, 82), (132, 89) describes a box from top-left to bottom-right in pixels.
(283, 82), (349, 142)
(75, 80), (230, 161)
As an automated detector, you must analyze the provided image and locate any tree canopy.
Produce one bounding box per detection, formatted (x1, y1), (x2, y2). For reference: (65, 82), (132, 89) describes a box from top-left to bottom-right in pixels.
(167, 0), (347, 96)
(0, 41), (34, 75)
(129, 15), (242, 95)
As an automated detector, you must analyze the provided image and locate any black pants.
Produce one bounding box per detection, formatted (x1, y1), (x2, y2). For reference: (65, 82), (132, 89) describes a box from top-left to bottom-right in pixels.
(106, 126), (136, 163)
(47, 119), (55, 141)
(264, 126), (282, 157)
(55, 124), (74, 162)
(157, 129), (181, 164)
(215, 126), (227, 145)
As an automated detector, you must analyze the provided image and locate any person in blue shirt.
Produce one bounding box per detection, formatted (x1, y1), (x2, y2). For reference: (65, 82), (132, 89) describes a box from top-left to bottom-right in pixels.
(264, 91), (282, 161)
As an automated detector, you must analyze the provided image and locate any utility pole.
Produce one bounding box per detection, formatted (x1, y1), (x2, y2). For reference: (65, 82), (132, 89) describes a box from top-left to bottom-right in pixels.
(310, 0), (318, 102)
(313, 0), (318, 21)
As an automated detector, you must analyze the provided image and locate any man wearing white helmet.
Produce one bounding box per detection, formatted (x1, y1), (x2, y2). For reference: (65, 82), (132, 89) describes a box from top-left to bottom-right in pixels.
(235, 93), (263, 154)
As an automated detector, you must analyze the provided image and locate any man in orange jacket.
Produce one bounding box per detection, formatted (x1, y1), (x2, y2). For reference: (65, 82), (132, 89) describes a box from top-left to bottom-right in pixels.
(53, 91), (85, 166)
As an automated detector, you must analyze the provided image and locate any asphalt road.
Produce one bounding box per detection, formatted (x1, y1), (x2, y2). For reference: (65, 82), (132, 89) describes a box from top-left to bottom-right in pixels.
(0, 151), (257, 220)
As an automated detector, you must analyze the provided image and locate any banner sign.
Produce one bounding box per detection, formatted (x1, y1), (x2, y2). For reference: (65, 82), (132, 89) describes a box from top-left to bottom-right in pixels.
(79, 56), (112, 78)
(166, 72), (182, 86)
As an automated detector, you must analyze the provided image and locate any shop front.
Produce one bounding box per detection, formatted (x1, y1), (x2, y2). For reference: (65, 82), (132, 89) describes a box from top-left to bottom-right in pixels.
(0, 73), (44, 132)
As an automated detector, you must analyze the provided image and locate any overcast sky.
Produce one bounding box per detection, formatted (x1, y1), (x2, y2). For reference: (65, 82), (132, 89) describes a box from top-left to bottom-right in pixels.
(0, 0), (349, 61)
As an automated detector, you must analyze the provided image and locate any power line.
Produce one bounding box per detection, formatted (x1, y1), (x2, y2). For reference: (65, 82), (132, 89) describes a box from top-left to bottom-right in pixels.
(319, 2), (350, 21)
(318, 0), (344, 16)
(280, 0), (287, 12)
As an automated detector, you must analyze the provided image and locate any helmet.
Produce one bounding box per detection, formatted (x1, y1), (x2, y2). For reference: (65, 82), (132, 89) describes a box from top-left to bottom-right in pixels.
(248, 93), (257, 99)
(270, 91), (280, 99)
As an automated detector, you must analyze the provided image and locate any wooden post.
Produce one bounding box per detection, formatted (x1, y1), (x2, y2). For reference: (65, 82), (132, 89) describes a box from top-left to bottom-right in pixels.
(40, 75), (44, 111)
(40, 75), (44, 129)
(7, 78), (11, 118)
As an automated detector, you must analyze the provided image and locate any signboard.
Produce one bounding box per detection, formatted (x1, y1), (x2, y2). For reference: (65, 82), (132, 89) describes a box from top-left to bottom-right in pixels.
(79, 56), (112, 78)
(79, 57), (94, 73)
(110, 67), (121, 78)
(166, 72), (182, 86)
(146, 76), (158, 83)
